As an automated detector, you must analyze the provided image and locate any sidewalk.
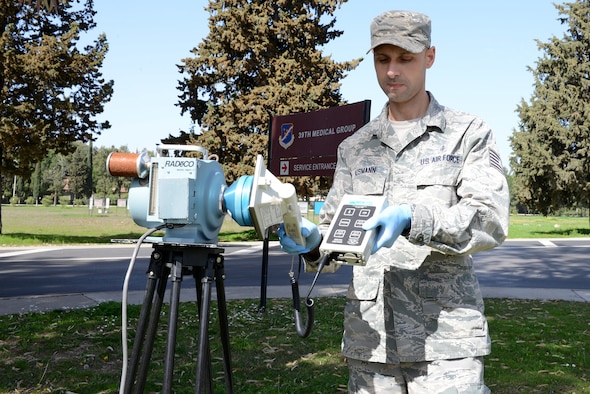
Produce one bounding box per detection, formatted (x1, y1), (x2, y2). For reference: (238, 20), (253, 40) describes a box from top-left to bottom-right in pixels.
(1, 284), (589, 316)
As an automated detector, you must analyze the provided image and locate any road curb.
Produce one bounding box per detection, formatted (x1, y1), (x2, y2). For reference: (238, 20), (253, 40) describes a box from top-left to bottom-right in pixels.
(1, 285), (588, 316)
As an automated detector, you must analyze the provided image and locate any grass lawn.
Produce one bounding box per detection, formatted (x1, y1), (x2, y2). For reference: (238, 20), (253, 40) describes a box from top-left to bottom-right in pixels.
(509, 214), (590, 238)
(0, 205), (589, 393)
(0, 298), (588, 393)
(0, 204), (260, 246)
(1, 204), (590, 246)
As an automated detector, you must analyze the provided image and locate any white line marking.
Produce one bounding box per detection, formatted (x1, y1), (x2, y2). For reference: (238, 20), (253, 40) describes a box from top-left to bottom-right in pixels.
(539, 240), (558, 247)
(0, 248), (60, 258)
(224, 244), (264, 256)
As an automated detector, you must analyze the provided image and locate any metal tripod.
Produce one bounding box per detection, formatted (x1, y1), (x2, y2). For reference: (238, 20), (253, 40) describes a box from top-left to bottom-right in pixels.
(122, 243), (233, 394)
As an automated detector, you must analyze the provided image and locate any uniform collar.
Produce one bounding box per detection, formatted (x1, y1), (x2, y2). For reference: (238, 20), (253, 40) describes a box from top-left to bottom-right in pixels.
(374, 92), (445, 151)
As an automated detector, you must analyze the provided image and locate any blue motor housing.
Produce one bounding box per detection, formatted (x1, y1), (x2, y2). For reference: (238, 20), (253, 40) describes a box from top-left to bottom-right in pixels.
(127, 156), (227, 245)
(223, 175), (254, 227)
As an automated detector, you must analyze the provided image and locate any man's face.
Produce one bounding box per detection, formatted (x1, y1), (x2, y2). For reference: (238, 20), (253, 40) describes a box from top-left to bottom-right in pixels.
(373, 44), (435, 106)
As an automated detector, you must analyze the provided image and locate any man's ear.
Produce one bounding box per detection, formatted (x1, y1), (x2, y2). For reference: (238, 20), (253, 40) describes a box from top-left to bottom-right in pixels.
(426, 46), (436, 69)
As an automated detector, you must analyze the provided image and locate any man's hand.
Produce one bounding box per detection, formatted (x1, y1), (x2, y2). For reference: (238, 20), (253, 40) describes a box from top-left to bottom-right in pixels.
(362, 205), (412, 254)
(277, 217), (321, 255)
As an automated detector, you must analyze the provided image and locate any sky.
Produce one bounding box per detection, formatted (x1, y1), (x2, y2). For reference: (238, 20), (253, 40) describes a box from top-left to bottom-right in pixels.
(90, 0), (567, 169)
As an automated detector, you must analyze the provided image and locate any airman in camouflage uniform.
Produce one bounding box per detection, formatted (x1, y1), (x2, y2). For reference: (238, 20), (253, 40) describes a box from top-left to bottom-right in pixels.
(321, 90), (509, 392)
(279, 10), (509, 394)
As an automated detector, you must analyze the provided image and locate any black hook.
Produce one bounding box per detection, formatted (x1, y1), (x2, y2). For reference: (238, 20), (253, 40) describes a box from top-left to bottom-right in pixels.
(290, 255), (328, 338)
(291, 277), (315, 338)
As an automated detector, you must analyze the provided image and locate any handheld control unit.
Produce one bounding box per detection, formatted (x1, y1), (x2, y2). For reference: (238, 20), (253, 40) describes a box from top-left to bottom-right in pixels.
(319, 194), (387, 266)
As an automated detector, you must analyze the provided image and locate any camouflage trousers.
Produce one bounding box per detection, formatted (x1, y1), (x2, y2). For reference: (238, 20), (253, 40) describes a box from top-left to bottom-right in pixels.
(348, 357), (490, 394)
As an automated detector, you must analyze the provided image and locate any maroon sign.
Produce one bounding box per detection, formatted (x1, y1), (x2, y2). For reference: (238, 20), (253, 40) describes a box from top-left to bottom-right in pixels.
(269, 101), (370, 177)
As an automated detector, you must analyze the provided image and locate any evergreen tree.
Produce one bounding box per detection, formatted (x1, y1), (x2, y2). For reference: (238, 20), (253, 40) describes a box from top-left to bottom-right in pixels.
(66, 142), (90, 201)
(30, 162), (43, 204)
(177, 0), (360, 184)
(18, 0), (65, 12)
(510, 0), (590, 215)
(45, 152), (67, 206)
(161, 130), (196, 146)
(0, 0), (113, 231)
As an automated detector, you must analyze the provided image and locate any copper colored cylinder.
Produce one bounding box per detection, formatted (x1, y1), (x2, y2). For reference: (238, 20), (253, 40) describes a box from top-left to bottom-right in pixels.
(106, 152), (149, 178)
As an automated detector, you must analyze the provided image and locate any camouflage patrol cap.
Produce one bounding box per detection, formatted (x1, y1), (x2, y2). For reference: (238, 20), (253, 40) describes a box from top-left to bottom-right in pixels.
(369, 10), (431, 53)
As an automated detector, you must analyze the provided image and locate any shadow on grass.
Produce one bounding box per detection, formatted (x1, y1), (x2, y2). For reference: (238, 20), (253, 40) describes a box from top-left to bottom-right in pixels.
(218, 229), (277, 242)
(0, 232), (147, 244)
(531, 227), (590, 237)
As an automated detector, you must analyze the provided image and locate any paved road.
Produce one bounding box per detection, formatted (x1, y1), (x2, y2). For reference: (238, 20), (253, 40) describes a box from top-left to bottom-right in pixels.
(1, 239), (589, 314)
(474, 238), (590, 289)
(0, 242), (348, 298)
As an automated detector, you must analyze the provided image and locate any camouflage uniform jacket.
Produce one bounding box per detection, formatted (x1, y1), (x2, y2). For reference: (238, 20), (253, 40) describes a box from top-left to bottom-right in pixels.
(318, 93), (510, 364)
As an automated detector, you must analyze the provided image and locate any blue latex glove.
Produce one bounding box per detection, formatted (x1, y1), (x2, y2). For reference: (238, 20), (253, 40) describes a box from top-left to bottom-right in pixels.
(362, 204), (412, 254)
(277, 217), (321, 255)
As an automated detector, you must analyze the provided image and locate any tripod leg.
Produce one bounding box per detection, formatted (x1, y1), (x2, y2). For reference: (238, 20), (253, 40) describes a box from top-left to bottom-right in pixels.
(193, 266), (212, 393)
(162, 258), (183, 394)
(125, 272), (156, 393)
(126, 250), (168, 394)
(214, 255), (234, 394)
(195, 259), (215, 394)
(135, 262), (170, 394)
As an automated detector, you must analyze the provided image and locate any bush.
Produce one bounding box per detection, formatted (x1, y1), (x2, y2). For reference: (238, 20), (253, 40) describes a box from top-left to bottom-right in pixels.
(25, 196), (36, 205)
(9, 196), (19, 206)
(41, 196), (53, 206)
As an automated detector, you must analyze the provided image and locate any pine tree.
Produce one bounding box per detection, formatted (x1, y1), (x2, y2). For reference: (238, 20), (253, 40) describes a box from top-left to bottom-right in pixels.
(177, 0), (360, 184)
(510, 0), (590, 215)
(0, 0), (113, 231)
(66, 142), (90, 201)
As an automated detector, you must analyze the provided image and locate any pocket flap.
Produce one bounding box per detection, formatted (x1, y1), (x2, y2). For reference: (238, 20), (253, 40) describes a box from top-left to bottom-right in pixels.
(347, 276), (380, 301)
(352, 165), (389, 195)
